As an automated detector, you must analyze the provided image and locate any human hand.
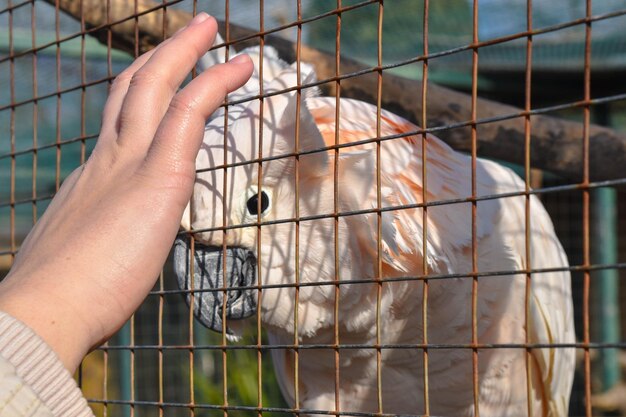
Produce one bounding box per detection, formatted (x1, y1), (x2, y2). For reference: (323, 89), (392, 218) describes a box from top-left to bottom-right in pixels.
(0, 13), (253, 373)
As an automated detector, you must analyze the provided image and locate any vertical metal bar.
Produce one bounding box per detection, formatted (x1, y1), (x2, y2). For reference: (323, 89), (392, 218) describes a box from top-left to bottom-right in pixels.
(420, 1), (430, 414)
(103, 344), (109, 417)
(375, 1), (384, 415)
(221, 4), (231, 417)
(133, 0), (140, 59)
(79, 0), (86, 164)
(220, 120), (228, 417)
(130, 315), (135, 417)
(130, 2), (139, 416)
(470, 1), (480, 416)
(189, 232), (196, 417)
(105, 0), (112, 80)
(523, 1), (534, 416)
(582, 1), (592, 416)
(161, 0), (168, 41)
(54, 0), (61, 192)
(157, 5), (167, 417)
(103, 1), (112, 414)
(158, 270), (164, 417)
(256, 3), (265, 416)
(293, 1), (302, 414)
(31, 0), (38, 226)
(333, 1), (342, 415)
(188, 3), (198, 415)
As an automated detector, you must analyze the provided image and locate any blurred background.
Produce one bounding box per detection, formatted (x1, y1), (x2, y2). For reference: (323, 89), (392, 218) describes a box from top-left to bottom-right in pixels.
(1, 0), (626, 415)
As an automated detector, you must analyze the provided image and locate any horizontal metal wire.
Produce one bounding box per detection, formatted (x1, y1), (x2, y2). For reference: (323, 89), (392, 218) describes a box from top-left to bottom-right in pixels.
(2, 176), (625, 243)
(181, 176), (626, 237)
(3, 154), (625, 218)
(382, 7), (626, 73)
(145, 262), (626, 297)
(0, 0), (32, 15)
(0, 133), (98, 162)
(0, 75), (114, 115)
(97, 342), (623, 352)
(213, 0), (380, 49)
(0, 178), (626, 256)
(86, 397), (440, 417)
(0, 253), (622, 294)
(0, 193), (55, 210)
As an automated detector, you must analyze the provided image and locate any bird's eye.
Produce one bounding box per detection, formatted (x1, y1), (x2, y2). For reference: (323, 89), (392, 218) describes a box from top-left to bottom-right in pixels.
(246, 191), (270, 216)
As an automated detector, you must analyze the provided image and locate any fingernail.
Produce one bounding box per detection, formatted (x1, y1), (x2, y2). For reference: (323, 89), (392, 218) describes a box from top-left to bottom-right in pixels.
(229, 54), (251, 65)
(189, 12), (210, 26)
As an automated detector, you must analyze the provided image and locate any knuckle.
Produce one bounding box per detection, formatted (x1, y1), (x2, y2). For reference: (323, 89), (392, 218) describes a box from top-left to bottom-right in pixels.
(87, 142), (123, 172)
(128, 69), (162, 89)
(110, 71), (134, 91)
(115, 109), (137, 136)
(167, 95), (197, 118)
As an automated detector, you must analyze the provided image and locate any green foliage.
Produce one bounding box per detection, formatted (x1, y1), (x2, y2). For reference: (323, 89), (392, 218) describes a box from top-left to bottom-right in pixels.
(192, 325), (288, 417)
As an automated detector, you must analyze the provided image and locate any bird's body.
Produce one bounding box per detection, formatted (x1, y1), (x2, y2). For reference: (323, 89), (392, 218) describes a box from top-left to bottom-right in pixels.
(177, 46), (575, 417)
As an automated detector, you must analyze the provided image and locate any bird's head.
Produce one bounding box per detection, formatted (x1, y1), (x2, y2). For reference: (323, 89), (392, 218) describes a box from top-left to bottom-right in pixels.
(173, 64), (339, 339)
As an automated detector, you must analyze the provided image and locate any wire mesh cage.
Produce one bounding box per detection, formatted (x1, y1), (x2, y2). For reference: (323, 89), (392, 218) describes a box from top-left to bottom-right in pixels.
(1, 0), (626, 416)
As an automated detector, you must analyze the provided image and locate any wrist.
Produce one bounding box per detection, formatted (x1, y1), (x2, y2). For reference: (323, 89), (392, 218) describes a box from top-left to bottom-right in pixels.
(0, 275), (94, 373)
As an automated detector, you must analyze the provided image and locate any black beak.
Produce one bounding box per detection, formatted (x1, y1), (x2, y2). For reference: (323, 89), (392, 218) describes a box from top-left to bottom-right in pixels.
(173, 236), (257, 335)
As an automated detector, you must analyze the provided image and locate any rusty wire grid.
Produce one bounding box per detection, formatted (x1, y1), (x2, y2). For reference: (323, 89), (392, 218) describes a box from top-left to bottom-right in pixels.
(2, 1), (626, 417)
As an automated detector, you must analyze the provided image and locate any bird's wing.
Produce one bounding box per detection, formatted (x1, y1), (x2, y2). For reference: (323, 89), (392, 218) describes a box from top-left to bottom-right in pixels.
(306, 96), (499, 273)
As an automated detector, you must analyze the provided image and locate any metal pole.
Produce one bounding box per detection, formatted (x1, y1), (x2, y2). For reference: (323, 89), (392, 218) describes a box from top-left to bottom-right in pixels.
(117, 321), (132, 417)
(592, 103), (620, 391)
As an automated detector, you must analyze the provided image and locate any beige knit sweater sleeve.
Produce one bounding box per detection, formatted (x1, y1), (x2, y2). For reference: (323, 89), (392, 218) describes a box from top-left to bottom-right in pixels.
(0, 312), (94, 417)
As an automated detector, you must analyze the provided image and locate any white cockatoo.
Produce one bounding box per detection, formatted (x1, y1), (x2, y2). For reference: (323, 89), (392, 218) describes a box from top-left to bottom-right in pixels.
(174, 38), (575, 417)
